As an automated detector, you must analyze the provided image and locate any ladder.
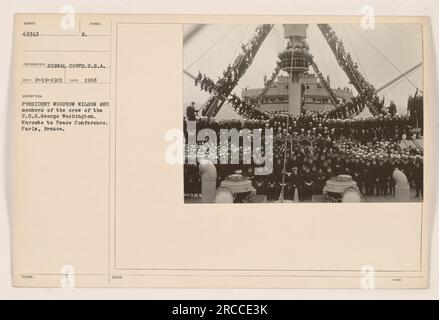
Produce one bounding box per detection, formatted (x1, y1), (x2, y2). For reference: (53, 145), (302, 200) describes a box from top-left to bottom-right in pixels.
(317, 24), (380, 117)
(203, 24), (274, 118)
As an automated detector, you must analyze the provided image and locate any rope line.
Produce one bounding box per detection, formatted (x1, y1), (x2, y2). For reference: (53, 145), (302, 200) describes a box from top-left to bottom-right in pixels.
(350, 25), (422, 93)
(385, 24), (422, 42)
(185, 25), (237, 70)
(342, 25), (369, 82)
(312, 25), (343, 89)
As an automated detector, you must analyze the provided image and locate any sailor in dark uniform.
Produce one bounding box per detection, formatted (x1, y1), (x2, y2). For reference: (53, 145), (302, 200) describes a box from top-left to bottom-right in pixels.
(376, 157), (388, 196)
(351, 155), (363, 194)
(302, 164), (314, 201)
(413, 156), (423, 198)
(364, 159), (374, 196)
(290, 166), (302, 201)
(186, 102), (197, 121)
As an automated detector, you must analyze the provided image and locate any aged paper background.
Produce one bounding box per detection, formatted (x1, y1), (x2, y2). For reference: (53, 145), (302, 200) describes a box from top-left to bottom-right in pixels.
(0, 0), (439, 298)
(10, 15), (431, 288)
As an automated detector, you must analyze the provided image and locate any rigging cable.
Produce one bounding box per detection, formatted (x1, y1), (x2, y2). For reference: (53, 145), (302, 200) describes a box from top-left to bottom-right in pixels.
(232, 25), (250, 65)
(384, 24), (422, 42)
(350, 25), (423, 94)
(341, 25), (369, 82)
(252, 30), (275, 88)
(200, 25), (249, 111)
(312, 24), (343, 88)
(205, 25), (253, 116)
(185, 25), (238, 70)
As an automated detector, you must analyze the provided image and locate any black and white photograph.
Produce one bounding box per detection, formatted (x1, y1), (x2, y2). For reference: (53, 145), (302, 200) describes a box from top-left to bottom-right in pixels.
(2, 2), (437, 296)
(183, 23), (424, 204)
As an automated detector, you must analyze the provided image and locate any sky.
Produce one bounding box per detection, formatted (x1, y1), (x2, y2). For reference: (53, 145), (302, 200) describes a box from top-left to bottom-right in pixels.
(183, 23), (423, 119)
